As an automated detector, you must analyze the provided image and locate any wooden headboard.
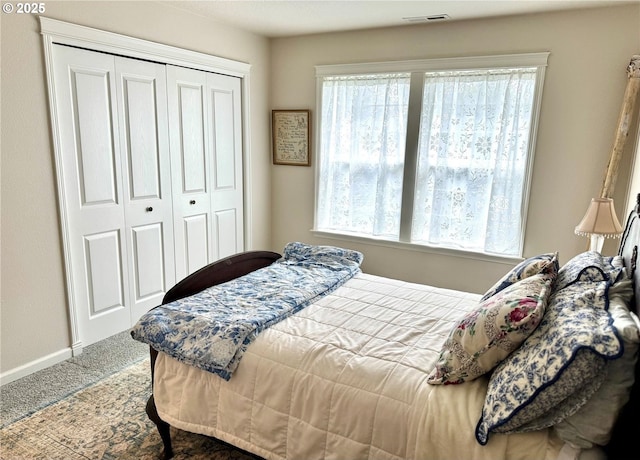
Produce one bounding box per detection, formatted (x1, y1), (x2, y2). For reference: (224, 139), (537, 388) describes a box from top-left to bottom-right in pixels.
(606, 193), (640, 458)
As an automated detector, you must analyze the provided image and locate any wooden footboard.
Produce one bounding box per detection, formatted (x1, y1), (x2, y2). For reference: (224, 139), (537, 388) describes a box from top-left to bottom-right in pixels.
(162, 250), (282, 304)
(145, 250), (281, 459)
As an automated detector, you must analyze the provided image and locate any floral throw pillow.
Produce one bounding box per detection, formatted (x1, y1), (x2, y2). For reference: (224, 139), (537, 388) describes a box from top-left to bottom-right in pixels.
(427, 272), (554, 385)
(481, 253), (558, 302)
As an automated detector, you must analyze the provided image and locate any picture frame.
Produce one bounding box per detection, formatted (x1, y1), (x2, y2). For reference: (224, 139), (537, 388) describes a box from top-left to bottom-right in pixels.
(271, 109), (311, 166)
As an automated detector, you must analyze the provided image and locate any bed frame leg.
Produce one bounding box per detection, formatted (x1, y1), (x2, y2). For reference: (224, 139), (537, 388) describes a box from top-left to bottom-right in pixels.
(146, 394), (174, 459)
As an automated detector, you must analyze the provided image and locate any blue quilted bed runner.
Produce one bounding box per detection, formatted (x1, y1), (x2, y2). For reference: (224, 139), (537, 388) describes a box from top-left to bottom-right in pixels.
(131, 242), (363, 380)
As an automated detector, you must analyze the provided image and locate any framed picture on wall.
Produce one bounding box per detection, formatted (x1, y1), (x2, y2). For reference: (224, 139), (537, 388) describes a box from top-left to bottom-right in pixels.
(272, 109), (311, 166)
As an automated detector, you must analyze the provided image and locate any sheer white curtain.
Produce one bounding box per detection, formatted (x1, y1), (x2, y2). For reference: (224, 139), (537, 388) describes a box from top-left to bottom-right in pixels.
(411, 69), (537, 255)
(316, 74), (410, 238)
(316, 68), (538, 256)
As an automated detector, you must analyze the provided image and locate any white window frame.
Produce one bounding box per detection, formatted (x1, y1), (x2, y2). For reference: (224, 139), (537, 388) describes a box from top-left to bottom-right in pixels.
(312, 52), (549, 262)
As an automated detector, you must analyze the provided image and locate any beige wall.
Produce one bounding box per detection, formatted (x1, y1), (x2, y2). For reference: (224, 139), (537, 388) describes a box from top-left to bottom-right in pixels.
(270, 4), (640, 293)
(0, 1), (272, 373)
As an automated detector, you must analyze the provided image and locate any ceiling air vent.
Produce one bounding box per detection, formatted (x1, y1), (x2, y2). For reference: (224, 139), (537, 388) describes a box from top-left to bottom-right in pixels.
(403, 14), (451, 23)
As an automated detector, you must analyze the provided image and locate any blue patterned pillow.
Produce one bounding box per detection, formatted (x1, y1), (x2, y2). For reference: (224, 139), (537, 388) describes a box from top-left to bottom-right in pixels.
(481, 253), (558, 301)
(475, 279), (623, 445)
(555, 252), (624, 291)
(554, 275), (639, 448)
(282, 242), (364, 267)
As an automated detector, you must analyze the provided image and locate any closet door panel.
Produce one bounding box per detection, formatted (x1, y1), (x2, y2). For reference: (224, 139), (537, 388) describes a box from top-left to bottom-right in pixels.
(84, 230), (125, 315)
(72, 69), (118, 204)
(167, 66), (213, 279)
(122, 78), (160, 199)
(208, 73), (244, 259)
(184, 214), (210, 274)
(179, 84), (207, 193)
(214, 209), (239, 259)
(51, 45), (130, 346)
(115, 57), (175, 322)
(131, 223), (165, 299)
(211, 89), (235, 189)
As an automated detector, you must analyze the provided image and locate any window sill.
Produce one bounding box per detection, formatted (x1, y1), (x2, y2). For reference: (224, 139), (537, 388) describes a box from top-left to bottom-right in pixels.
(309, 229), (523, 266)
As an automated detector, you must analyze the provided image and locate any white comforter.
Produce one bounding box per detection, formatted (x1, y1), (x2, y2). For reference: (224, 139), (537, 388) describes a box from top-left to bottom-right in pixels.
(153, 273), (567, 460)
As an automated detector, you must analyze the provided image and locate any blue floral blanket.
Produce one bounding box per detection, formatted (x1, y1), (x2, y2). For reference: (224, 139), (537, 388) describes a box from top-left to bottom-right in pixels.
(131, 242), (363, 380)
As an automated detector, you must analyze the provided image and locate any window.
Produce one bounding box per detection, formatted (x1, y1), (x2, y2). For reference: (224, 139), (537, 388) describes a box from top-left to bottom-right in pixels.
(314, 54), (548, 257)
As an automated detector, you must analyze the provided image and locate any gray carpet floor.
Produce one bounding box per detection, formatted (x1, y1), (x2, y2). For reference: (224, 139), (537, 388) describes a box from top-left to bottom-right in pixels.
(0, 330), (149, 428)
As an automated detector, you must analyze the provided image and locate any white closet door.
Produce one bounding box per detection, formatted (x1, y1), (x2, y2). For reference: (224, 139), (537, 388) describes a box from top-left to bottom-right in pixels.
(167, 66), (245, 280)
(50, 45), (245, 346)
(167, 66), (213, 279)
(51, 46), (176, 346)
(44, 20), (252, 354)
(114, 56), (175, 323)
(51, 45), (131, 346)
(208, 73), (245, 261)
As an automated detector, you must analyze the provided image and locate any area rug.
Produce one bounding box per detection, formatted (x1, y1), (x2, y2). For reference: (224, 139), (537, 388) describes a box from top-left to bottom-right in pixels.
(0, 359), (258, 459)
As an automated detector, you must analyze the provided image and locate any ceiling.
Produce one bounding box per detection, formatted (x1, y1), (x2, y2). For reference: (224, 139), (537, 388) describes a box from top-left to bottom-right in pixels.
(163, 0), (636, 38)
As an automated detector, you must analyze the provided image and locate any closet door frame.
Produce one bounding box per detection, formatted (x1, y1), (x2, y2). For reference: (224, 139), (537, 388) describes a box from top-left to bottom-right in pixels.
(41, 17), (253, 355)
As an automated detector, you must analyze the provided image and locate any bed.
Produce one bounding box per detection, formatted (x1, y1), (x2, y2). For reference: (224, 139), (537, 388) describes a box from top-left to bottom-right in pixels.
(131, 196), (640, 460)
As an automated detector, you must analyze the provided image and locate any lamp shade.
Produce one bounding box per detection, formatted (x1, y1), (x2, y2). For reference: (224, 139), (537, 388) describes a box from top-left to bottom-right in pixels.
(574, 197), (623, 238)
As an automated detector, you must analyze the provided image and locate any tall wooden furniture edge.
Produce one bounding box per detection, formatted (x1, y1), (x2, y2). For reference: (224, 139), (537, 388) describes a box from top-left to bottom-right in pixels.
(143, 250), (282, 460)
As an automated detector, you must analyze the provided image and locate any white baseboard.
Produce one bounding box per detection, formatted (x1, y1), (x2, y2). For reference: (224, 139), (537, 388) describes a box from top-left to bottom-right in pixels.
(0, 348), (73, 386)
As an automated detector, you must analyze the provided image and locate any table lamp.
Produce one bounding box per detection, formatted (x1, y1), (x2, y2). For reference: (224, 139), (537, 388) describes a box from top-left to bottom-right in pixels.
(574, 197), (623, 253)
